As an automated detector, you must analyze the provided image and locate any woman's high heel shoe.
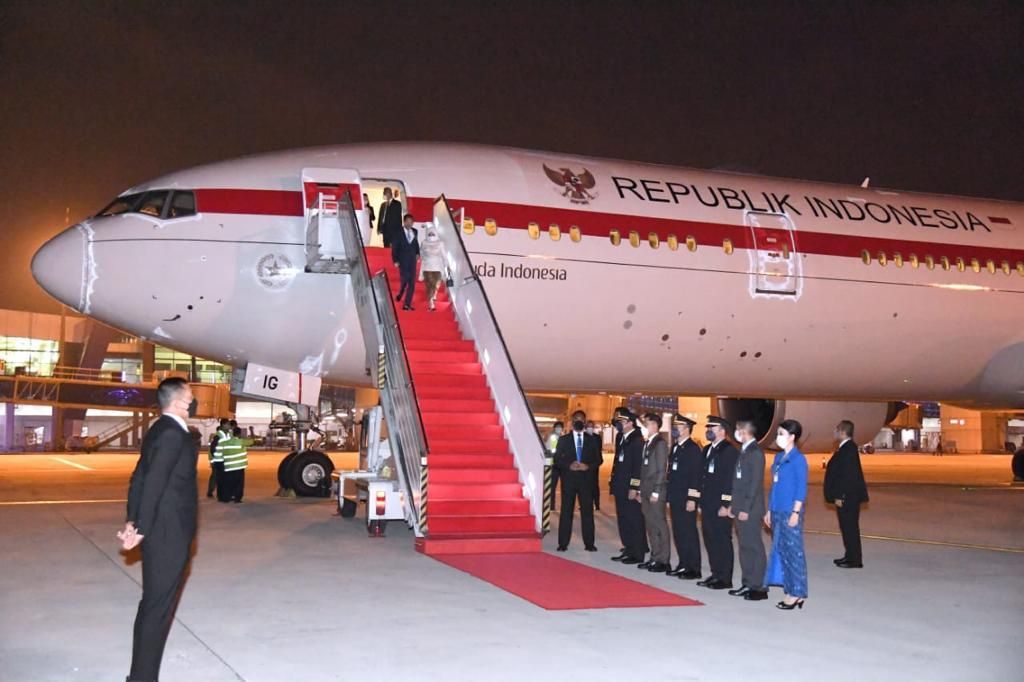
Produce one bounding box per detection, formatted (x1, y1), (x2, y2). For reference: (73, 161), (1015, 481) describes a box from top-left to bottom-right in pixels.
(776, 599), (805, 610)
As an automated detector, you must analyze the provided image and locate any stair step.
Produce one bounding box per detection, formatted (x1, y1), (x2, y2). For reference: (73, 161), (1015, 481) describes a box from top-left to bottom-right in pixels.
(429, 454), (514, 468)
(415, 373), (487, 389)
(411, 362), (483, 376)
(425, 425), (504, 440)
(406, 350), (478, 364)
(428, 439), (509, 456)
(405, 339), (473, 352)
(429, 514), (537, 534)
(419, 398), (495, 413)
(421, 412), (498, 426)
(430, 468), (519, 484)
(430, 499), (531, 515)
(416, 385), (492, 401)
(415, 535), (542, 555)
(429, 482), (523, 499)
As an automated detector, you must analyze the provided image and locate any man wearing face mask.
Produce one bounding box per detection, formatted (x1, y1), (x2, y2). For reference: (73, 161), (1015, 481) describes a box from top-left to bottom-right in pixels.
(638, 413), (671, 572)
(728, 420), (768, 600)
(555, 410), (601, 551)
(696, 416), (740, 590)
(825, 420), (869, 568)
(118, 378), (200, 682)
(609, 409), (648, 564)
(666, 415), (703, 579)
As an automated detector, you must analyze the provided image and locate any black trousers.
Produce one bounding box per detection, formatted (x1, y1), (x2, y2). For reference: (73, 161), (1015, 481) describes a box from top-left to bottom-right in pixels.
(735, 515), (766, 589)
(549, 465), (560, 507)
(396, 262), (416, 307)
(220, 469), (246, 502)
(206, 461), (222, 497)
(558, 472), (595, 548)
(129, 534), (192, 682)
(669, 498), (701, 571)
(590, 468), (601, 510)
(700, 508), (734, 581)
(837, 502), (863, 563)
(613, 490), (647, 559)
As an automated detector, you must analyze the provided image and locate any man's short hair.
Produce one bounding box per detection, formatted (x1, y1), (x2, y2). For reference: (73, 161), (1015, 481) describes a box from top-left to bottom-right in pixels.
(571, 410), (586, 421)
(156, 378), (188, 410)
(736, 420), (757, 437)
(219, 418), (230, 427)
(233, 427), (243, 438)
(403, 213), (414, 221)
(642, 412), (663, 429)
(837, 420), (855, 439)
(383, 187), (393, 196)
(552, 421), (564, 430)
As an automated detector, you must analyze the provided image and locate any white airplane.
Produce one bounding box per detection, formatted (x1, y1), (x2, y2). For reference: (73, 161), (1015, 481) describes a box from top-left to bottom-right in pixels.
(31, 142), (1024, 452)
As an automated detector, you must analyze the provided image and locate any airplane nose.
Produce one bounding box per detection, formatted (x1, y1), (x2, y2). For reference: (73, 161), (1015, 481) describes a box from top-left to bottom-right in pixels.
(31, 225), (86, 311)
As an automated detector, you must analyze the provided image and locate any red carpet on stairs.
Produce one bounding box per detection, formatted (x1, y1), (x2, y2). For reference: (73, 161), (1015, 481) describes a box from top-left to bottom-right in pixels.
(433, 553), (703, 610)
(365, 247), (541, 555)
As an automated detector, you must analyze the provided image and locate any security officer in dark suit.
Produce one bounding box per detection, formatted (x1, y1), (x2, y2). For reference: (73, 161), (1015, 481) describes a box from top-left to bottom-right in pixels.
(666, 415), (703, 579)
(696, 415), (740, 590)
(393, 214), (420, 310)
(555, 411), (602, 551)
(377, 186), (402, 250)
(825, 419), (869, 568)
(729, 420), (768, 600)
(118, 378), (199, 682)
(609, 409), (647, 564)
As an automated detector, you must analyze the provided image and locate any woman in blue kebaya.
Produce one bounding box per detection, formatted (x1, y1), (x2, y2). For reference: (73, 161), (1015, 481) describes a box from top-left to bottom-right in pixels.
(764, 419), (809, 610)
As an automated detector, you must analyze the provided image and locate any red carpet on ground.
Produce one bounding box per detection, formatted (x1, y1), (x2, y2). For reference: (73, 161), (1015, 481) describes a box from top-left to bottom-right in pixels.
(434, 553), (703, 610)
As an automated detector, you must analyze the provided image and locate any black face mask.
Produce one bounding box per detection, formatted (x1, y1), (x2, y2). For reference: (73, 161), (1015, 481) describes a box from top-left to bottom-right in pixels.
(187, 398), (198, 418)
(572, 420), (585, 432)
(614, 421), (624, 433)
(705, 429), (716, 442)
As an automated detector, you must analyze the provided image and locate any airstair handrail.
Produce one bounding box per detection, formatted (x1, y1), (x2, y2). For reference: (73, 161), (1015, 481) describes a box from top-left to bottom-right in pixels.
(336, 191), (385, 387)
(430, 196), (549, 531)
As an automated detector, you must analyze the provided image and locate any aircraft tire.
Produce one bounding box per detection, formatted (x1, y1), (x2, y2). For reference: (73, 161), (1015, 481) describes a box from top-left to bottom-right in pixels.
(289, 450), (335, 497)
(277, 451), (300, 489)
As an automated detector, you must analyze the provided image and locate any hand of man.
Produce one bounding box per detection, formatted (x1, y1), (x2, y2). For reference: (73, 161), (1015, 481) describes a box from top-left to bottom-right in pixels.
(628, 490), (639, 502)
(763, 512), (772, 528)
(835, 498), (844, 508)
(649, 492), (659, 503)
(117, 522), (144, 550)
(717, 506), (729, 517)
(787, 512), (800, 528)
(685, 500), (696, 513)
(738, 511), (749, 521)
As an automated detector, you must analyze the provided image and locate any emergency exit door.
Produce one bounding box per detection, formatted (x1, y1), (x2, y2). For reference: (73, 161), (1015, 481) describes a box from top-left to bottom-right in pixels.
(744, 211), (802, 298)
(302, 167), (364, 270)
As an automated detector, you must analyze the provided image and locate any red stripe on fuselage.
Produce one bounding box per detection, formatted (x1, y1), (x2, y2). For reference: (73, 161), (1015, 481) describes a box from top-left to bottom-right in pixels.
(191, 188), (1024, 266)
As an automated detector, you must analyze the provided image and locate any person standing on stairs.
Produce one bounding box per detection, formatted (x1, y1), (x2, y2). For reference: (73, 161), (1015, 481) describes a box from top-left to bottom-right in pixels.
(419, 226), (445, 311)
(555, 411), (601, 551)
(638, 413), (671, 573)
(610, 409), (648, 565)
(377, 187), (402, 252)
(394, 214), (420, 311)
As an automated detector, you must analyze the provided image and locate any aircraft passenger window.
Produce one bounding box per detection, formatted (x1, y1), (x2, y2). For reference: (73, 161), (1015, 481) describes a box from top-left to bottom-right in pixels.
(628, 231), (640, 248)
(986, 260), (996, 274)
(908, 254), (919, 269)
(877, 252), (888, 266)
(892, 253), (903, 267)
(925, 255), (935, 270)
(969, 258), (980, 273)
(484, 219), (497, 236)
(549, 225), (561, 241)
(686, 235), (697, 252)
(462, 218), (475, 235)
(955, 257), (966, 272)
(723, 238), (733, 255)
(667, 234), (679, 251)
(96, 192), (143, 217)
(609, 229), (621, 245)
(136, 191), (169, 218)
(1000, 261), (1011, 275)
(1017, 262), (1024, 276)
(569, 226), (581, 242)
(940, 256), (950, 271)
(860, 250), (871, 265)
(167, 191), (196, 219)
(648, 232), (659, 249)
(527, 222), (540, 239)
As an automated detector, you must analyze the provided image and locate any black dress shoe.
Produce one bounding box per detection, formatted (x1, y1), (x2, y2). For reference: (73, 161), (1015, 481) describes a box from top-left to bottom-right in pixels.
(637, 561), (653, 569)
(678, 569), (702, 580)
(620, 556), (642, 565)
(395, 293), (402, 302)
(728, 586), (751, 597)
(706, 579), (733, 590)
(403, 305), (415, 311)
(695, 577), (713, 587)
(837, 560), (863, 568)
(647, 562), (669, 573)
(556, 546), (568, 552)
(833, 557), (848, 566)
(584, 545), (597, 552)
(744, 589), (769, 601)
(666, 566), (685, 577)
(610, 553), (627, 562)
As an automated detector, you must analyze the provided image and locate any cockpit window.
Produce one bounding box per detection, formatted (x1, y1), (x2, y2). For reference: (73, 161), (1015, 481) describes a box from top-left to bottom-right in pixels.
(167, 191), (196, 218)
(95, 189), (196, 219)
(96, 193), (144, 217)
(137, 190), (169, 217)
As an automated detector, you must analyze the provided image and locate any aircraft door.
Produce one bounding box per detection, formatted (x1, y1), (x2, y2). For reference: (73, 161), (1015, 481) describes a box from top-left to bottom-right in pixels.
(744, 210), (802, 298)
(301, 167), (365, 261)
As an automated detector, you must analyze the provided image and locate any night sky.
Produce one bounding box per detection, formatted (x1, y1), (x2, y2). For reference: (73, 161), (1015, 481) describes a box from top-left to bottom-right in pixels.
(2, 2), (1021, 314)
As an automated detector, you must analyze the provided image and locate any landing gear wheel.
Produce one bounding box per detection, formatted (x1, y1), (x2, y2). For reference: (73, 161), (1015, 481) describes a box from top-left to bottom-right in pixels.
(277, 451), (300, 489)
(288, 450), (335, 497)
(340, 498), (357, 518)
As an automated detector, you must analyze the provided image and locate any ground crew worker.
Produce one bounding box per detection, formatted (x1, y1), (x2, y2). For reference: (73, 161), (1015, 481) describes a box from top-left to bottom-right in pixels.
(667, 415), (703, 579)
(696, 415), (740, 590)
(215, 427), (249, 503)
(638, 412), (671, 573)
(609, 409), (647, 564)
(208, 419), (229, 499)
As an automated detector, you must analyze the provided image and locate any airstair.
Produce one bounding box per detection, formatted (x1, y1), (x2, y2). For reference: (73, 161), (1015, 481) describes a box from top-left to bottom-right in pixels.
(306, 176), (548, 555)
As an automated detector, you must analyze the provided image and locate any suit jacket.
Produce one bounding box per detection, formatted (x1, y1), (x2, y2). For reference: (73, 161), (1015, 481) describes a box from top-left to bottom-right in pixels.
(640, 434), (669, 498)
(824, 439), (869, 503)
(555, 429), (602, 474)
(667, 438), (703, 504)
(610, 428), (644, 497)
(378, 199), (403, 239)
(126, 415), (198, 541)
(588, 433), (604, 468)
(394, 227), (420, 269)
(700, 439), (740, 512)
(731, 441), (766, 517)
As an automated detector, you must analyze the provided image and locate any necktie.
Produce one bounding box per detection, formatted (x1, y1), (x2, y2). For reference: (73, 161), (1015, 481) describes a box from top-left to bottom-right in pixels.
(576, 433), (582, 462)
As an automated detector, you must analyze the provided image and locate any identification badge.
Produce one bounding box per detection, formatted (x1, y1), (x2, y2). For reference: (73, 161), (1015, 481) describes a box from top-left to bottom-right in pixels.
(618, 454), (624, 463)
(736, 468), (743, 479)
(672, 462), (678, 471)
(643, 457), (649, 466)
(708, 460), (715, 474)
(773, 473), (779, 483)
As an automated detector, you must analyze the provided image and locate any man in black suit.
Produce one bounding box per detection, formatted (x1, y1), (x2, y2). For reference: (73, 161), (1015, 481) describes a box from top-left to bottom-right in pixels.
(728, 420), (768, 600)
(118, 378), (199, 682)
(555, 410), (601, 551)
(393, 214), (420, 310)
(609, 409), (647, 564)
(585, 421), (603, 511)
(666, 415), (703, 579)
(825, 420), (869, 568)
(377, 187), (403, 253)
(696, 415), (740, 590)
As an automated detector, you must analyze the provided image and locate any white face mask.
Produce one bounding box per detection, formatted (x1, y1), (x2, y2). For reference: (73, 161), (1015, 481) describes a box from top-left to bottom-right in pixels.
(585, 427), (594, 435)
(734, 430), (743, 442)
(776, 434), (790, 450)
(426, 232), (438, 241)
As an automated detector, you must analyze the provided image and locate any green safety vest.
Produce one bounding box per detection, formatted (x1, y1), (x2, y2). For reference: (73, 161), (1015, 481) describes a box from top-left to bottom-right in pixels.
(210, 429), (230, 463)
(216, 436), (249, 472)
